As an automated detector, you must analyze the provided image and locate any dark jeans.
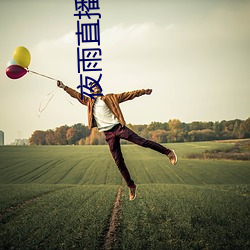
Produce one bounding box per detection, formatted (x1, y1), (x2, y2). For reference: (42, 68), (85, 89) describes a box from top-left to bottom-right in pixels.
(104, 124), (171, 187)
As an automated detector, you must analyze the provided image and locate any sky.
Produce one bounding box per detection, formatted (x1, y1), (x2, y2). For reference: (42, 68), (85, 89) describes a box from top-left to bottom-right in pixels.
(0, 0), (249, 144)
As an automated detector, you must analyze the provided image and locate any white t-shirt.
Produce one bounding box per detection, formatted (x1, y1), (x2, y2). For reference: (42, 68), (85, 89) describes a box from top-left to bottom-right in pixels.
(93, 97), (119, 132)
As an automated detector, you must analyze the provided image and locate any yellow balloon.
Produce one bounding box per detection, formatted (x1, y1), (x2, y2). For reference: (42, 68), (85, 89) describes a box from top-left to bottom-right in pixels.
(13, 46), (31, 68)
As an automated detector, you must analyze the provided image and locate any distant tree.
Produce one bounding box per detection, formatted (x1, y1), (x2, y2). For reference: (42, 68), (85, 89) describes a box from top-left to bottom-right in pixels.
(147, 121), (167, 131)
(213, 122), (221, 139)
(54, 125), (69, 145)
(188, 129), (216, 141)
(167, 119), (184, 142)
(45, 129), (57, 145)
(233, 119), (243, 139)
(239, 118), (250, 138)
(126, 124), (150, 140)
(87, 128), (106, 145)
(168, 119), (182, 131)
(74, 123), (90, 142)
(225, 120), (235, 132)
(134, 124), (148, 133)
(66, 123), (90, 145)
(78, 138), (86, 145)
(29, 118), (250, 145)
(140, 126), (150, 140)
(29, 130), (46, 145)
(150, 130), (168, 143)
(66, 127), (75, 145)
(218, 120), (241, 140)
(189, 121), (204, 131)
(181, 122), (189, 142)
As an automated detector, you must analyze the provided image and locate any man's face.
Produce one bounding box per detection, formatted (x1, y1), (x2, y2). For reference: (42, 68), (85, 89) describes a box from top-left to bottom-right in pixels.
(92, 85), (101, 94)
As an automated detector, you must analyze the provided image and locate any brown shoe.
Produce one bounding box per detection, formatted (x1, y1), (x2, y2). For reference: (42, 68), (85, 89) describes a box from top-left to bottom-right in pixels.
(129, 186), (137, 201)
(168, 150), (178, 165)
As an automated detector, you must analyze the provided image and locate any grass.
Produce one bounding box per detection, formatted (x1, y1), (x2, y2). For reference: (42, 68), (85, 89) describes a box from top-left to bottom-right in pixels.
(0, 141), (250, 249)
(0, 184), (118, 249)
(0, 145), (121, 185)
(120, 184), (250, 250)
(186, 140), (250, 161)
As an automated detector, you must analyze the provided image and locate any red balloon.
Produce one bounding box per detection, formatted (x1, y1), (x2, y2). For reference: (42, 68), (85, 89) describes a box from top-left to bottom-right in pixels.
(6, 65), (27, 79)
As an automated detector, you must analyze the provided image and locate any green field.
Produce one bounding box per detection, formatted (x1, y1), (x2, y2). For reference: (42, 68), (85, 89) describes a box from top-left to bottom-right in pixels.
(0, 141), (249, 249)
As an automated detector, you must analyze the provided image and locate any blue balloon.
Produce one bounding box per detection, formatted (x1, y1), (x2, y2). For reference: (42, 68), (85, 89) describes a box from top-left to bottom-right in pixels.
(7, 58), (17, 67)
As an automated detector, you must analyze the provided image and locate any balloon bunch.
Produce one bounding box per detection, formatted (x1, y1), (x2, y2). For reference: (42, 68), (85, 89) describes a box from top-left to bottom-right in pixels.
(6, 46), (58, 81)
(6, 46), (30, 79)
(6, 46), (62, 117)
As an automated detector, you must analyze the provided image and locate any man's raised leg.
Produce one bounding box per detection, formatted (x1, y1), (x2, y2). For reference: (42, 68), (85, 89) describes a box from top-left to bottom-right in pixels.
(119, 126), (178, 165)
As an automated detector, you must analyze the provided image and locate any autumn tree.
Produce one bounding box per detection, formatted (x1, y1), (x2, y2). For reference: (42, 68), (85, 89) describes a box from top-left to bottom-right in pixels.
(29, 130), (46, 145)
(66, 123), (90, 145)
(66, 127), (75, 145)
(150, 129), (167, 143)
(167, 119), (184, 142)
(86, 128), (106, 145)
(45, 129), (57, 145)
(29, 118), (250, 145)
(54, 125), (68, 145)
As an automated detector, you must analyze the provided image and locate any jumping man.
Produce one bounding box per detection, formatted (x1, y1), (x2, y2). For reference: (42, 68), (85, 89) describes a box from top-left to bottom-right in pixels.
(57, 81), (177, 201)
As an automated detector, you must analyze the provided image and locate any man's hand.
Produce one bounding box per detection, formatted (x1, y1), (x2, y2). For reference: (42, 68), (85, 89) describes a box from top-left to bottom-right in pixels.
(145, 89), (153, 95)
(57, 80), (65, 89)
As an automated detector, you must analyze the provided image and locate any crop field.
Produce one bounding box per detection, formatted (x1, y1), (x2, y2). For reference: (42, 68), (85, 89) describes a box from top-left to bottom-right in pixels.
(0, 141), (249, 249)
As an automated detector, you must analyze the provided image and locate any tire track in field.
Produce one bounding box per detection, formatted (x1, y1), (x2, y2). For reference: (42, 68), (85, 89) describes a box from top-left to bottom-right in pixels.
(180, 167), (207, 185)
(54, 159), (84, 184)
(103, 186), (122, 250)
(166, 165), (186, 184)
(78, 159), (101, 185)
(0, 186), (75, 225)
(79, 158), (112, 185)
(27, 160), (65, 183)
(11, 160), (63, 183)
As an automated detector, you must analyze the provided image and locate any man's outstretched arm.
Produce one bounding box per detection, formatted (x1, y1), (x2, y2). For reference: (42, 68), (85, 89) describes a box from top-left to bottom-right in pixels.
(57, 80), (89, 105)
(116, 89), (153, 103)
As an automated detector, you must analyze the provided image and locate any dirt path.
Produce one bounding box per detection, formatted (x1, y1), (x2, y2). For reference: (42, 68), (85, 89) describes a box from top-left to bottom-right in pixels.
(103, 186), (123, 250)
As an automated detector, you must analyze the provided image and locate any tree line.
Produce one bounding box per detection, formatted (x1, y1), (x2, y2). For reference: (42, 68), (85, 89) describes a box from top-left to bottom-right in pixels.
(29, 118), (250, 145)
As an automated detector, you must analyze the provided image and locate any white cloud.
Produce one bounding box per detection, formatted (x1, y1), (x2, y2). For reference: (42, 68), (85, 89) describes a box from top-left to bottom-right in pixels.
(32, 31), (76, 64)
(30, 31), (77, 85)
(101, 22), (155, 46)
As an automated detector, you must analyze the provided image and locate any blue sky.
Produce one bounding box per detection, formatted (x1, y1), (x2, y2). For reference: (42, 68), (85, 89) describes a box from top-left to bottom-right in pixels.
(0, 0), (249, 144)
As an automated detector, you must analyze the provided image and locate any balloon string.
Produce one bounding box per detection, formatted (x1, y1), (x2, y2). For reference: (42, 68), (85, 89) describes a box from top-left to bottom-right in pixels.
(38, 88), (58, 118)
(67, 99), (75, 106)
(28, 69), (58, 81)
(28, 68), (77, 116)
